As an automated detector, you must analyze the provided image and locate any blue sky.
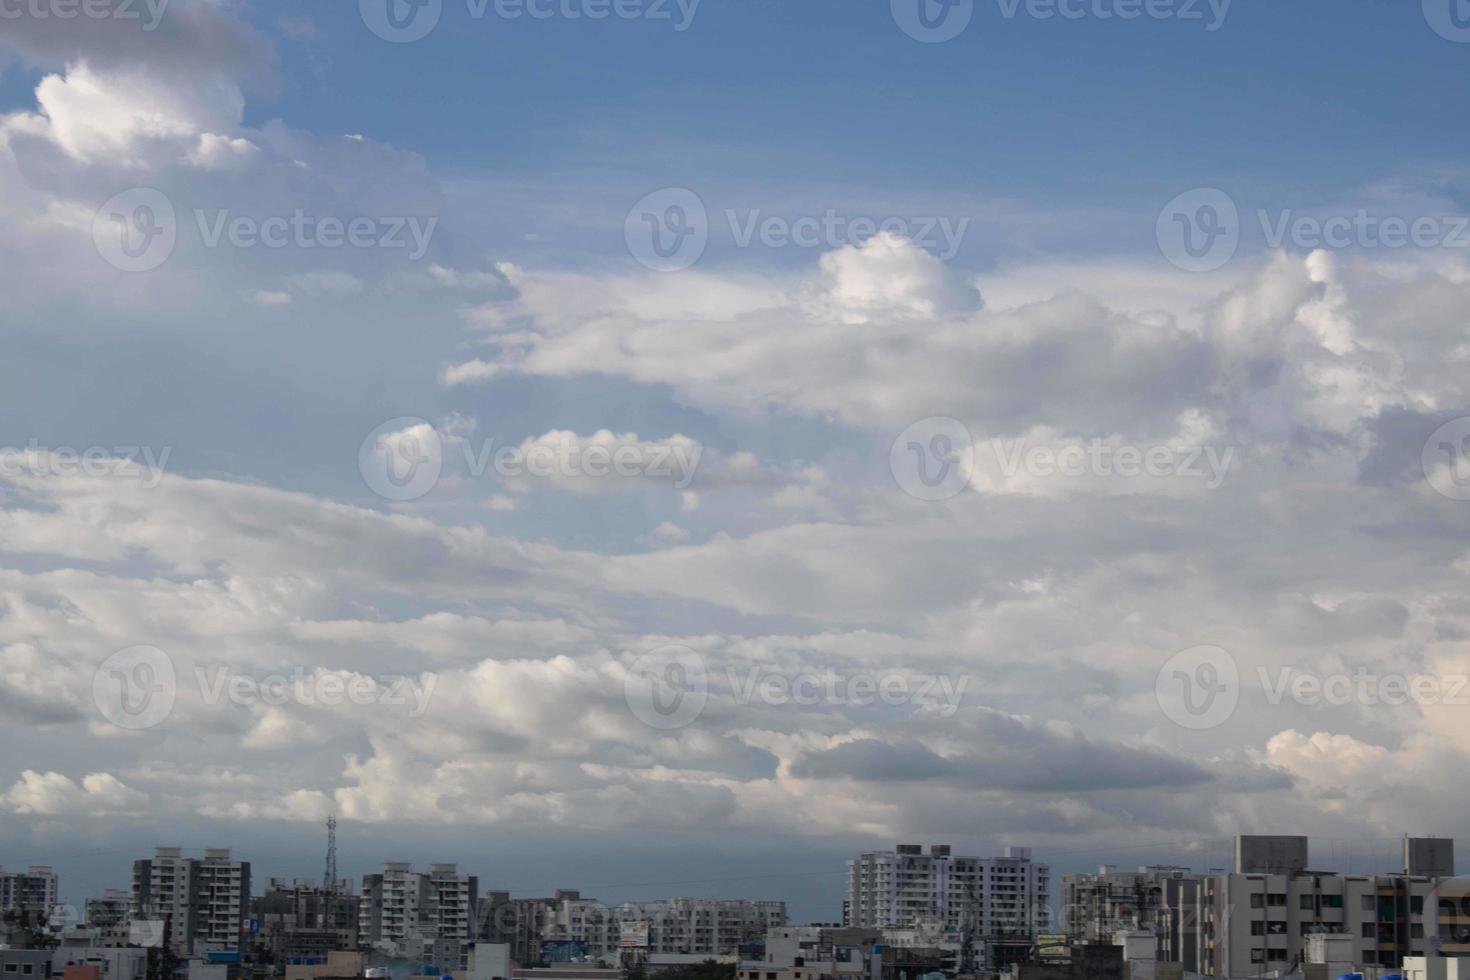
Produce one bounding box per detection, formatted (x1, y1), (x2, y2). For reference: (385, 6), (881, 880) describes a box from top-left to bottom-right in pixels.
(2, 0), (1470, 927)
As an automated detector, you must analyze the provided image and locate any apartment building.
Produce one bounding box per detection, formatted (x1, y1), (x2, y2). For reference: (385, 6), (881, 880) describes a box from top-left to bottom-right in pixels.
(846, 844), (1049, 942)
(359, 861), (478, 968)
(130, 847), (250, 956)
(254, 877), (360, 959)
(1184, 835), (1463, 975)
(84, 891), (131, 930)
(1061, 865), (1191, 945)
(0, 866), (59, 920)
(527, 893), (787, 960)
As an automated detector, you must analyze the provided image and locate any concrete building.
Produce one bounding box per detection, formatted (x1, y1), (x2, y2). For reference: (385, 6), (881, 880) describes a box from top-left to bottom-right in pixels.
(1182, 835), (1463, 975)
(0, 867), (59, 921)
(0, 949), (54, 980)
(254, 877), (359, 961)
(53, 945), (147, 980)
(282, 950), (365, 980)
(1061, 866), (1191, 945)
(358, 862), (477, 969)
(130, 847), (250, 956)
(83, 892), (131, 931)
(508, 892), (785, 962)
(846, 843), (1049, 944)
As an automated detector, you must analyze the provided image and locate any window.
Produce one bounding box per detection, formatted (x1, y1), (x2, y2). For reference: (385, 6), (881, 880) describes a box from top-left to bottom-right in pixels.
(1300, 895), (1315, 910)
(1362, 896), (1375, 912)
(1267, 893), (1287, 907)
(1412, 897), (1424, 914)
(1362, 923), (1375, 938)
(1323, 895), (1343, 908)
(1251, 921), (1266, 936)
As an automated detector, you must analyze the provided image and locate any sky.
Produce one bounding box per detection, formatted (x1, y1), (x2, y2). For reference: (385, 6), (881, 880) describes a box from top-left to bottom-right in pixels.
(3, 0), (1470, 924)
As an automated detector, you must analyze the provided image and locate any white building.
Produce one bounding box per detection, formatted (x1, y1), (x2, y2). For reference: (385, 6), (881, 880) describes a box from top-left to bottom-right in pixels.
(130, 847), (250, 956)
(846, 843), (1049, 943)
(359, 861), (479, 968)
(85, 890), (132, 930)
(0, 866), (59, 920)
(1182, 835), (1464, 976)
(533, 893), (787, 959)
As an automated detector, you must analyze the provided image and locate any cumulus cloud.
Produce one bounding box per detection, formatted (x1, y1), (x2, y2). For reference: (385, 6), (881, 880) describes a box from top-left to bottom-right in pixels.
(4, 771), (146, 815)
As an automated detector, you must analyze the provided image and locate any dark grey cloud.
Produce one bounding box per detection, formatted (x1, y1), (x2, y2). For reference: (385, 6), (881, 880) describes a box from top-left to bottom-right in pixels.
(789, 716), (1213, 793)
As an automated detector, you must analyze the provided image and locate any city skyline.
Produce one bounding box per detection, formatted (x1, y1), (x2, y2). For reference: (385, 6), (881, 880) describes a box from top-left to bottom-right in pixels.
(5, 0), (1470, 956)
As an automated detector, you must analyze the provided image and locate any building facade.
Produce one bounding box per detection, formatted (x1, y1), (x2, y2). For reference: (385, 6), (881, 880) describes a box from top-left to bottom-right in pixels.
(1061, 865), (1191, 945)
(1181, 835), (1464, 975)
(0, 866), (59, 921)
(359, 861), (478, 968)
(846, 844), (1049, 943)
(130, 847), (250, 956)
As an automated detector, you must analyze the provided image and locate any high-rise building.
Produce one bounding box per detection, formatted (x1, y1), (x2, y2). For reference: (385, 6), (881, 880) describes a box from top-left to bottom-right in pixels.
(130, 847), (250, 956)
(84, 890), (133, 930)
(0, 866), (59, 921)
(359, 862), (478, 968)
(254, 877), (359, 960)
(1061, 865), (1192, 945)
(1178, 835), (1462, 975)
(846, 843), (1050, 943)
